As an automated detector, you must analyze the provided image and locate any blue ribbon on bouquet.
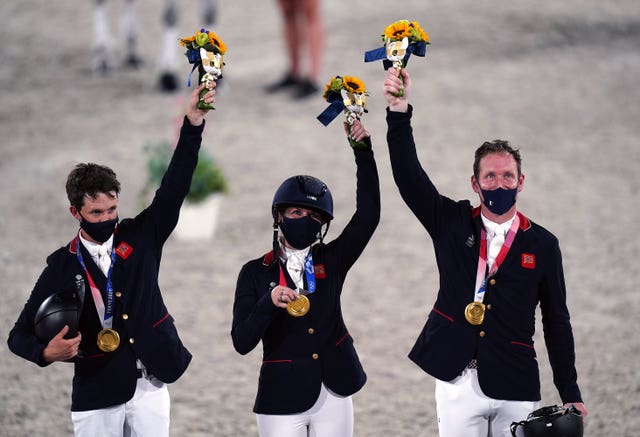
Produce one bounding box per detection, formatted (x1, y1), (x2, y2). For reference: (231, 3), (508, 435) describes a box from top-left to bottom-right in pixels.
(317, 100), (346, 126)
(364, 41), (428, 70)
(185, 49), (201, 87)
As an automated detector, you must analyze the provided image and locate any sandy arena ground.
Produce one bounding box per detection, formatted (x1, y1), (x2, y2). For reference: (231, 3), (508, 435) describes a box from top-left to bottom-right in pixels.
(1, 1), (639, 436)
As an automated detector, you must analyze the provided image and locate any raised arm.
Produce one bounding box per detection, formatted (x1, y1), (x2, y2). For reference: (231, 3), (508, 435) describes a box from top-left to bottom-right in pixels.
(384, 68), (445, 237)
(146, 83), (216, 243)
(327, 119), (380, 272)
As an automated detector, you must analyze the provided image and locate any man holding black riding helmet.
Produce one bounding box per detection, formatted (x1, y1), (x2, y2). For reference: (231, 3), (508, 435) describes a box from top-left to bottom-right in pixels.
(8, 83), (216, 436)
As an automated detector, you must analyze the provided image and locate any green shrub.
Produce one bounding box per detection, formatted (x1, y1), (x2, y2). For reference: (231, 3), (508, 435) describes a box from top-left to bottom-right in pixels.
(142, 141), (228, 204)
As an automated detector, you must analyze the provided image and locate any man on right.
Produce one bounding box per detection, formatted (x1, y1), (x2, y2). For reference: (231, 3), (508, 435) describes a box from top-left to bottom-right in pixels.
(382, 67), (587, 436)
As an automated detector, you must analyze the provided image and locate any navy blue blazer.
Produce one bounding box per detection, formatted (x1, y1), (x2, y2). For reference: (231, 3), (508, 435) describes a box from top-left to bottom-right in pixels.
(231, 142), (380, 414)
(8, 117), (201, 411)
(386, 107), (582, 404)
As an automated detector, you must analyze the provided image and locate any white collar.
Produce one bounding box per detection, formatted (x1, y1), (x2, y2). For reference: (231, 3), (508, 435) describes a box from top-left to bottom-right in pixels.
(278, 241), (310, 290)
(78, 231), (114, 259)
(480, 213), (515, 238)
(278, 240), (310, 264)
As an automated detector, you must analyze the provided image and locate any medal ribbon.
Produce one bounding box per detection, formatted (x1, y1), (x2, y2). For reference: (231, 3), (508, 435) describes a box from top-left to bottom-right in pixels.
(279, 252), (316, 293)
(75, 236), (116, 329)
(472, 215), (520, 303)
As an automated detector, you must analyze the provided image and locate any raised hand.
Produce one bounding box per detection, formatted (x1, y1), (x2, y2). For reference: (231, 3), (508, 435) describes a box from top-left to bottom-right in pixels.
(345, 119), (370, 143)
(187, 82), (217, 126)
(383, 67), (411, 113)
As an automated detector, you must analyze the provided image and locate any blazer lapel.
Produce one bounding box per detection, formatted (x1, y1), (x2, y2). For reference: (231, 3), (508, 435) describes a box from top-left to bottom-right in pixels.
(496, 212), (532, 273)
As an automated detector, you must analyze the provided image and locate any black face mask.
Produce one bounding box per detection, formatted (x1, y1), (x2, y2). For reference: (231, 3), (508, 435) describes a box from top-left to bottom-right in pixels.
(79, 215), (118, 243)
(480, 187), (518, 216)
(279, 216), (322, 250)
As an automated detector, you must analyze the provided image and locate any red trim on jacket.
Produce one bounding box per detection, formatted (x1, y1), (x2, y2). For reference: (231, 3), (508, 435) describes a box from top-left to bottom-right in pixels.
(262, 250), (275, 266)
(82, 353), (106, 359)
(152, 312), (170, 328)
(432, 307), (454, 323)
(471, 207), (531, 231)
(69, 237), (78, 254)
(511, 340), (534, 349)
(336, 332), (350, 346)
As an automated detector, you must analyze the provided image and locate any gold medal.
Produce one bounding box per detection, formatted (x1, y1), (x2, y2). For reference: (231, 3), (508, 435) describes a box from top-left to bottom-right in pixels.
(97, 328), (120, 352)
(287, 295), (310, 317)
(464, 302), (486, 326)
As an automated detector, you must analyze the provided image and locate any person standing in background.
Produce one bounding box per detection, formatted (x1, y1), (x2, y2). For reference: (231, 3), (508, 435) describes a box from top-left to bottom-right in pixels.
(265, 0), (324, 99)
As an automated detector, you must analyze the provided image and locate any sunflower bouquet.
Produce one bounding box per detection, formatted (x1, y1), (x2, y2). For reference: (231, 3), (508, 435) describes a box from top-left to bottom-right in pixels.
(316, 75), (369, 149)
(364, 19), (429, 96)
(179, 28), (227, 109)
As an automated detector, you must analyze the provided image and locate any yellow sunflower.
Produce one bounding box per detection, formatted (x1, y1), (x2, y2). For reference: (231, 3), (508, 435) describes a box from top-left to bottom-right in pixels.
(383, 19), (429, 43)
(179, 35), (196, 47)
(323, 76), (340, 99)
(410, 21), (430, 43)
(383, 20), (413, 41)
(208, 32), (227, 54)
(322, 85), (331, 100)
(342, 76), (366, 94)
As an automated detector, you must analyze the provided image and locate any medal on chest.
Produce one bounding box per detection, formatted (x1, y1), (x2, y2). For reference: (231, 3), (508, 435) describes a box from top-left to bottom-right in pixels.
(281, 253), (317, 318)
(466, 216), (519, 326)
(76, 236), (120, 351)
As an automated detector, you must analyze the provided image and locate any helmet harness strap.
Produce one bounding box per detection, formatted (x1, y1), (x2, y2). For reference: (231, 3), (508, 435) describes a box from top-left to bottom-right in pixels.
(271, 214), (280, 266)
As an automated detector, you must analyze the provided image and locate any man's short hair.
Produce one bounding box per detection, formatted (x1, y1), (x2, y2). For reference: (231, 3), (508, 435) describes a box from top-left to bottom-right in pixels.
(66, 163), (121, 210)
(473, 140), (522, 179)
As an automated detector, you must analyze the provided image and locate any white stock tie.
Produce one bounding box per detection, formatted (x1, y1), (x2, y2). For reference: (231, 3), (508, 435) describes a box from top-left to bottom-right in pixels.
(97, 244), (111, 276)
(487, 225), (506, 270)
(287, 254), (305, 290)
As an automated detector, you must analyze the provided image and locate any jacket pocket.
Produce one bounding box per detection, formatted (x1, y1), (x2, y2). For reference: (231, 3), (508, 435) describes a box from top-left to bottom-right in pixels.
(258, 359), (295, 393)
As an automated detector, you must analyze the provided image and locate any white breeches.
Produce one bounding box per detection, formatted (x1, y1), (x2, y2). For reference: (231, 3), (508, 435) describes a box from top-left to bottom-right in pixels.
(71, 376), (170, 437)
(435, 368), (538, 437)
(256, 383), (354, 437)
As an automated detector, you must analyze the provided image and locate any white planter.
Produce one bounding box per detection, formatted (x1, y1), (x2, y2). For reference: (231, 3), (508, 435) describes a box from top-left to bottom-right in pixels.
(172, 193), (223, 241)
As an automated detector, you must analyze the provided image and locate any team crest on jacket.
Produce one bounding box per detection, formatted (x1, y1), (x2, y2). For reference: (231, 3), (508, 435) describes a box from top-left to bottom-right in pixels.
(314, 264), (327, 279)
(116, 242), (133, 259)
(465, 234), (475, 247)
(521, 253), (535, 269)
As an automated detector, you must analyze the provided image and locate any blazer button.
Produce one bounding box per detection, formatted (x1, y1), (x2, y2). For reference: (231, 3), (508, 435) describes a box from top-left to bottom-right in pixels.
(129, 338), (135, 344)
(308, 328), (315, 335)
(115, 291), (122, 298)
(312, 353), (319, 360)
(489, 279), (496, 286)
(486, 304), (492, 310)
(479, 331), (486, 338)
(122, 314), (128, 320)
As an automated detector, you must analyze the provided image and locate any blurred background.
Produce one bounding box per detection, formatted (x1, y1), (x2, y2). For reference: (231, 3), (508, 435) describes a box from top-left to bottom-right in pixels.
(1, 1), (638, 435)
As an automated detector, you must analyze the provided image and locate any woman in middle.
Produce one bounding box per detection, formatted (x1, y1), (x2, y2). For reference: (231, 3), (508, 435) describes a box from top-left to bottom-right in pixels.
(231, 120), (380, 437)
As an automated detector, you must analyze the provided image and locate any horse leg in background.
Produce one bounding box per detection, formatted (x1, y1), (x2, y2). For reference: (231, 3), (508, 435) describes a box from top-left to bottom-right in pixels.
(93, 0), (114, 75)
(121, 0), (143, 68)
(157, 0), (218, 92)
(93, 0), (142, 75)
(202, 0), (218, 28)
